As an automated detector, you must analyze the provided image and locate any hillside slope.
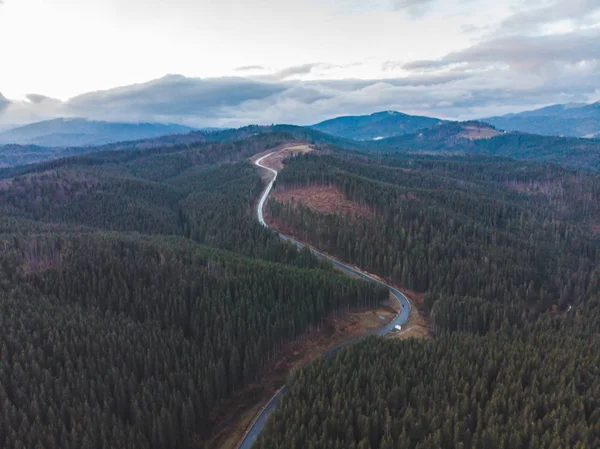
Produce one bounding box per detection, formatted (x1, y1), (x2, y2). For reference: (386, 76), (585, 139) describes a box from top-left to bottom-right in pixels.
(484, 101), (600, 138)
(0, 133), (389, 449)
(253, 149), (600, 449)
(311, 110), (444, 140)
(371, 121), (600, 171)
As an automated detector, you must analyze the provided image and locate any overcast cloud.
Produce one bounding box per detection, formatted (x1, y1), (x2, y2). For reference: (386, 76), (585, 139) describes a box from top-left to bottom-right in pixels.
(393, 0), (437, 17)
(0, 0), (599, 127)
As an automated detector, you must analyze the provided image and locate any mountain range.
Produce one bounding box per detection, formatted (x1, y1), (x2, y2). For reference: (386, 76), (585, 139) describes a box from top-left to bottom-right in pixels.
(484, 102), (600, 138)
(2, 109), (600, 172)
(0, 118), (196, 147)
(2, 98), (599, 149)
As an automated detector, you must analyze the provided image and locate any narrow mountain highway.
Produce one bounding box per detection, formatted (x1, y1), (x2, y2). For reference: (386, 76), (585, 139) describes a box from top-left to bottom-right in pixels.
(237, 152), (411, 449)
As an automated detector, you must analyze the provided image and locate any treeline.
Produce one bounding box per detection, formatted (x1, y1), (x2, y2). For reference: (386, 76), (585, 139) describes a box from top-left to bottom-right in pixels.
(269, 153), (599, 334)
(0, 233), (387, 449)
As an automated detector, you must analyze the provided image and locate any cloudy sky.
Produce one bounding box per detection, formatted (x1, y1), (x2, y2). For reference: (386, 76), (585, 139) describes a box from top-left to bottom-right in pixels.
(0, 0), (599, 127)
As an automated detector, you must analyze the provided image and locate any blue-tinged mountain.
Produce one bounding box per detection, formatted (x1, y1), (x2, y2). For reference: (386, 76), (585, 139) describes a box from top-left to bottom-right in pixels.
(370, 121), (600, 172)
(310, 110), (445, 140)
(0, 118), (196, 147)
(483, 102), (600, 138)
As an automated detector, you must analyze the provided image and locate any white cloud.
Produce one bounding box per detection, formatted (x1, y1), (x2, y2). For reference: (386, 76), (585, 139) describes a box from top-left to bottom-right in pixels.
(393, 0), (437, 17)
(0, 0), (598, 126)
(1, 66), (597, 127)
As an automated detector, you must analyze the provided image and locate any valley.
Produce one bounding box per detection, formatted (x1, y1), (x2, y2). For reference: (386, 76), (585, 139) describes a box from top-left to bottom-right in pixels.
(3, 1), (600, 448)
(0, 119), (599, 449)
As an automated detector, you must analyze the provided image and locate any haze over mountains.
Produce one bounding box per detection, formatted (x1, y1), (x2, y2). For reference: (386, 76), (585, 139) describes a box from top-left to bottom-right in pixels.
(2, 69), (600, 134)
(0, 118), (195, 147)
(2, 115), (600, 173)
(2, 93), (600, 173)
(484, 101), (600, 138)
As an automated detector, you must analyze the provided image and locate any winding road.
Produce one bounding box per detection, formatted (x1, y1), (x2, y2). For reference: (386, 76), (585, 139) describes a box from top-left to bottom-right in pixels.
(237, 151), (412, 449)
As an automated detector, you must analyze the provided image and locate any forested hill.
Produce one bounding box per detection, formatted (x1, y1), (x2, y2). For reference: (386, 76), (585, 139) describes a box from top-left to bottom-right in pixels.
(0, 123), (358, 168)
(483, 101), (600, 138)
(0, 126), (268, 168)
(0, 134), (389, 449)
(0, 118), (195, 147)
(4, 119), (600, 173)
(257, 150), (600, 449)
(269, 151), (600, 328)
(310, 111), (444, 140)
(4, 123), (600, 449)
(370, 121), (600, 171)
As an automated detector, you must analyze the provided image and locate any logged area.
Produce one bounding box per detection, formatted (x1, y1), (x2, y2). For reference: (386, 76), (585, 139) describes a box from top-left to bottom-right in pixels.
(271, 184), (375, 219)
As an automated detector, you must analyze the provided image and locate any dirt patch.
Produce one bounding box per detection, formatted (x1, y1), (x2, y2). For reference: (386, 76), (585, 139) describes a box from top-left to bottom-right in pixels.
(200, 298), (398, 449)
(272, 185), (375, 220)
(503, 179), (565, 196)
(250, 143), (314, 171)
(459, 125), (502, 140)
(400, 288), (425, 308)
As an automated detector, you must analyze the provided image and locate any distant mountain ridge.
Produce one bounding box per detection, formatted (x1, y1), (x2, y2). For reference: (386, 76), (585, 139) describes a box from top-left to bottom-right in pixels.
(2, 115), (600, 173)
(310, 110), (445, 140)
(369, 121), (600, 172)
(483, 102), (600, 138)
(0, 118), (196, 147)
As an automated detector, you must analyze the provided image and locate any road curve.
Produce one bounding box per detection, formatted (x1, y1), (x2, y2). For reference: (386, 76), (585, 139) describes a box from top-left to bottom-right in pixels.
(238, 152), (412, 449)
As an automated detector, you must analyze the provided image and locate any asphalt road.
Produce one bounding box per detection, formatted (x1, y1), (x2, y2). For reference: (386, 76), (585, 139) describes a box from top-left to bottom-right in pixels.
(237, 153), (412, 449)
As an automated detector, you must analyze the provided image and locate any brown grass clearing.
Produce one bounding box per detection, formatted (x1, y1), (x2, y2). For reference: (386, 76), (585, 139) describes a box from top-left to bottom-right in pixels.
(271, 185), (375, 220)
(459, 125), (502, 140)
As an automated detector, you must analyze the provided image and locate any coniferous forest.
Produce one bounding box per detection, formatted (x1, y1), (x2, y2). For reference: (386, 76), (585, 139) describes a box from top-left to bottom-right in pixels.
(2, 131), (600, 449)
(256, 149), (600, 449)
(0, 136), (387, 449)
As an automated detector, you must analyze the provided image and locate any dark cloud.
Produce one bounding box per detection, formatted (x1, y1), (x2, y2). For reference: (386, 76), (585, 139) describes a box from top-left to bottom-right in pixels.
(398, 59), (452, 71)
(497, 0), (600, 35)
(235, 65), (266, 71)
(67, 74), (287, 119)
(25, 94), (58, 104)
(393, 0), (437, 17)
(403, 29), (600, 72)
(0, 61), (598, 127)
(272, 63), (321, 79)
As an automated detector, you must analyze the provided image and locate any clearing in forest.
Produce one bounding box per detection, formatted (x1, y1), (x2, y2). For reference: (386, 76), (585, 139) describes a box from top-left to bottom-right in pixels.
(458, 124), (502, 140)
(250, 143), (314, 171)
(271, 185), (375, 219)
